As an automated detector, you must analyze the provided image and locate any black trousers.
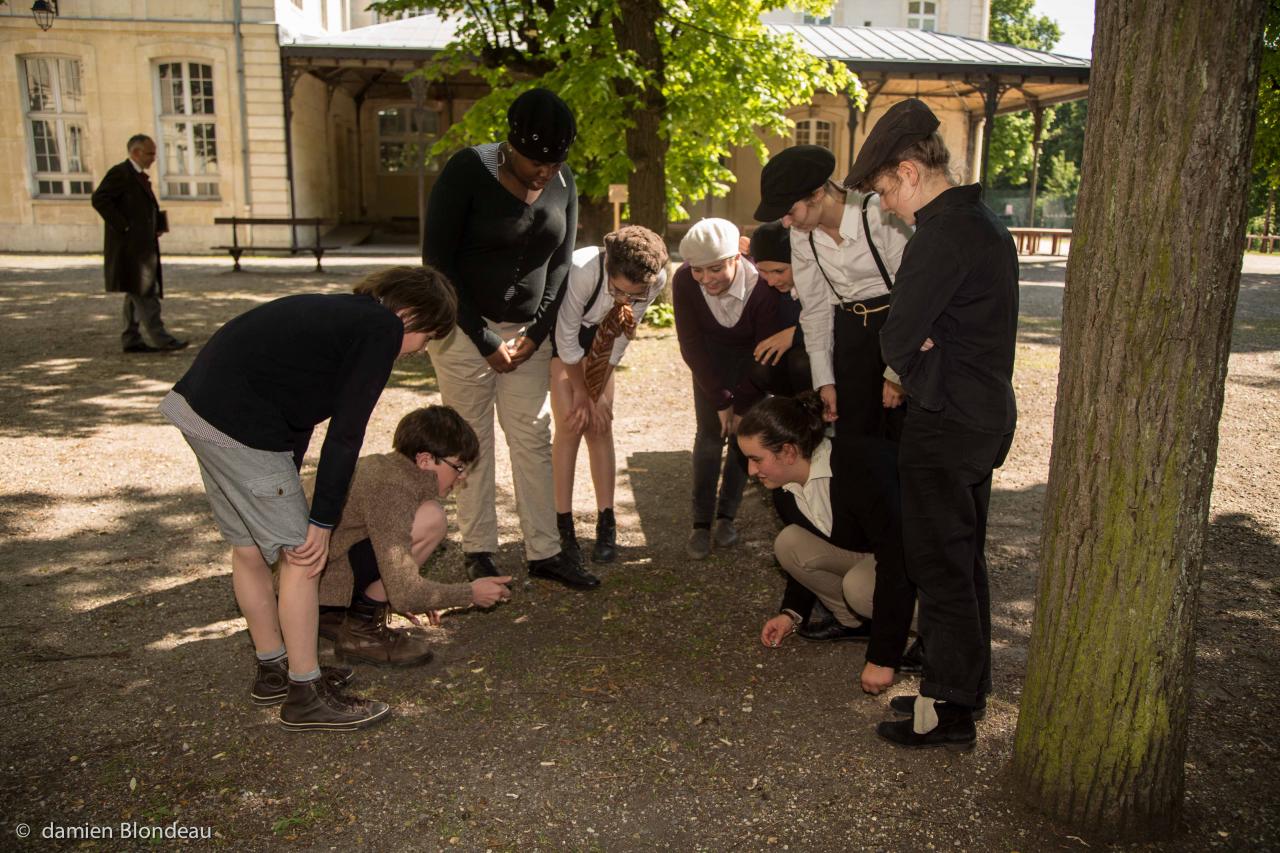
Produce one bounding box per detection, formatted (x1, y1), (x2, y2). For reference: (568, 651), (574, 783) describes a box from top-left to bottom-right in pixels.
(690, 341), (760, 526)
(898, 407), (1013, 708)
(832, 297), (902, 441)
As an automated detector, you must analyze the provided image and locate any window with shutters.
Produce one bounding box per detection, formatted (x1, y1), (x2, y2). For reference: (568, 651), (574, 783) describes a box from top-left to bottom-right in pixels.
(793, 119), (834, 151)
(907, 0), (938, 31)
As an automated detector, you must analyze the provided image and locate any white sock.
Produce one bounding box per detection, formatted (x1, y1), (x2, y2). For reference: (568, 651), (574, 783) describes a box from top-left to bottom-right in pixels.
(913, 695), (938, 734)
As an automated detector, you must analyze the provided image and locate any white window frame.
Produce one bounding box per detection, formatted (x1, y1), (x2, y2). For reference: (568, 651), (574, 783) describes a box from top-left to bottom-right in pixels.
(907, 0), (938, 31)
(376, 104), (442, 176)
(802, 12), (833, 25)
(153, 61), (221, 200)
(19, 55), (92, 199)
(794, 118), (834, 151)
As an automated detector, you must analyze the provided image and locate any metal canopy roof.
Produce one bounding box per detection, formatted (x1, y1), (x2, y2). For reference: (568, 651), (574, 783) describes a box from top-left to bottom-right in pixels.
(279, 15), (1090, 114)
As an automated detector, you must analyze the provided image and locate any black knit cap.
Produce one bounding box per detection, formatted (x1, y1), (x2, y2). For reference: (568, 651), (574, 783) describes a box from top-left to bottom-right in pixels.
(754, 144), (836, 222)
(507, 88), (577, 163)
(844, 98), (940, 189)
(749, 221), (791, 265)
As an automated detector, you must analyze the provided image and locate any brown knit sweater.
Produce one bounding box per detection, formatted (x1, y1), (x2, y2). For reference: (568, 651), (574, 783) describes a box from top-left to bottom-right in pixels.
(307, 451), (474, 613)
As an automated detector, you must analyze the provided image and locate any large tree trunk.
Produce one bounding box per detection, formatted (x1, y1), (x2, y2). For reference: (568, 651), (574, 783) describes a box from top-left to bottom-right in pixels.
(613, 0), (667, 238)
(1010, 0), (1264, 841)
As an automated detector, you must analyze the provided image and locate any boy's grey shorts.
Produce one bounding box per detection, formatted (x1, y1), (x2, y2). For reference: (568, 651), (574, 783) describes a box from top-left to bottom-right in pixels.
(183, 435), (309, 564)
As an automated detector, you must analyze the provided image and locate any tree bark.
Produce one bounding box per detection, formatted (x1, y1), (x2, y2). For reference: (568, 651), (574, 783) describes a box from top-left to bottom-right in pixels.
(1010, 0), (1264, 841)
(613, 0), (667, 238)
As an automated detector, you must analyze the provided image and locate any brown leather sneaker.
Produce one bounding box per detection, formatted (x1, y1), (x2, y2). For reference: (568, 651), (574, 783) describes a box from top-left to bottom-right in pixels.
(278, 677), (390, 732)
(334, 602), (434, 667)
(318, 609), (346, 642)
(251, 658), (354, 707)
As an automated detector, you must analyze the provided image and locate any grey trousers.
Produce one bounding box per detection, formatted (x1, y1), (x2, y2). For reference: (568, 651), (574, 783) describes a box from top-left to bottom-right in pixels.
(122, 284), (177, 348)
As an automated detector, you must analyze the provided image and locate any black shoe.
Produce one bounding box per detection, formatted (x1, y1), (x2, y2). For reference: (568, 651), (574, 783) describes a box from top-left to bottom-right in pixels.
(897, 637), (924, 674)
(464, 552), (501, 580)
(876, 706), (976, 751)
(592, 508), (617, 563)
(528, 553), (600, 590)
(557, 513), (585, 570)
(123, 342), (159, 353)
(888, 694), (986, 721)
(158, 339), (190, 352)
(797, 619), (872, 642)
(251, 657), (354, 707)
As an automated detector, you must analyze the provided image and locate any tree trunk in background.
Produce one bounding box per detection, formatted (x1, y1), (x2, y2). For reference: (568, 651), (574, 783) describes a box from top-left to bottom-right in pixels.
(1010, 0), (1264, 841)
(613, 0), (667, 238)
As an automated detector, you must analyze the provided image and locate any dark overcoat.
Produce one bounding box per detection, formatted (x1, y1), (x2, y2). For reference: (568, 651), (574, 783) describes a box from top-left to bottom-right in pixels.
(91, 160), (163, 297)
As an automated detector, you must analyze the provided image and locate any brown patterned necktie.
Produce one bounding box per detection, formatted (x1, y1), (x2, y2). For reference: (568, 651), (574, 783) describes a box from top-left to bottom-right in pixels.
(583, 301), (636, 401)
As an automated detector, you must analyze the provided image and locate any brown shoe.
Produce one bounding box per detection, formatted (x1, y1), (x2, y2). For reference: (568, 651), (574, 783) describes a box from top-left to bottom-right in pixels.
(278, 677), (390, 732)
(335, 601), (434, 667)
(318, 609), (346, 642)
(251, 657), (354, 707)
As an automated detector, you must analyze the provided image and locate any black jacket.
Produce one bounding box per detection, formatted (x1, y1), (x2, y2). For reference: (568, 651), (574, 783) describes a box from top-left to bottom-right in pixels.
(775, 436), (915, 668)
(879, 184), (1018, 434)
(91, 160), (163, 297)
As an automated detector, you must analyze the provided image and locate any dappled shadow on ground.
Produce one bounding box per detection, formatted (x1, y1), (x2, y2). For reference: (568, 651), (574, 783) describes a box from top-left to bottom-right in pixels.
(0, 262), (435, 438)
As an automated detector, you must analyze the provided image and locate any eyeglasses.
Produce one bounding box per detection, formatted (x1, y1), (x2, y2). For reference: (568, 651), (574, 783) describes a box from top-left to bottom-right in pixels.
(429, 452), (467, 475)
(607, 280), (649, 305)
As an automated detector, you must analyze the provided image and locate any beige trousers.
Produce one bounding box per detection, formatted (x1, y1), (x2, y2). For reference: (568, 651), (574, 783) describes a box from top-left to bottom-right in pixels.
(774, 524), (877, 627)
(427, 321), (559, 560)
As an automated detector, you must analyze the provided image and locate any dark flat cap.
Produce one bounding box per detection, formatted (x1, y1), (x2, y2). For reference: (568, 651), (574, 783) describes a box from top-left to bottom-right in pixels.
(844, 98), (940, 189)
(508, 88), (576, 162)
(754, 144), (836, 221)
(749, 221), (791, 265)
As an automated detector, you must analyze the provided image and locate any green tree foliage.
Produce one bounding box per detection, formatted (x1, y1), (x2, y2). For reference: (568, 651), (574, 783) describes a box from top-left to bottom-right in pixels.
(986, 0), (1063, 191)
(1248, 0), (1280, 231)
(371, 0), (859, 225)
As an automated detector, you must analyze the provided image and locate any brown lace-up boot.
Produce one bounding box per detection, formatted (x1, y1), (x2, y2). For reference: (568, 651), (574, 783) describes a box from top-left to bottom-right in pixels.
(334, 596), (434, 667)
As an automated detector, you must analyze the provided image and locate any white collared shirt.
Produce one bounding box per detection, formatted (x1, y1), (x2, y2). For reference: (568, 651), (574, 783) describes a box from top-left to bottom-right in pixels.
(699, 255), (757, 328)
(129, 158), (144, 173)
(781, 438), (834, 536)
(790, 193), (912, 389)
(554, 246), (666, 366)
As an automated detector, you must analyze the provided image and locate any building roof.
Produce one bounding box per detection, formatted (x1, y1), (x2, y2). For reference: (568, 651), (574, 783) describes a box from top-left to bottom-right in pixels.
(279, 15), (1089, 113)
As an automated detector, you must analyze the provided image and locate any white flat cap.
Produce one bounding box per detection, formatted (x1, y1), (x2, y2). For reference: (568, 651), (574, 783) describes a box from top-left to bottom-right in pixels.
(679, 218), (740, 267)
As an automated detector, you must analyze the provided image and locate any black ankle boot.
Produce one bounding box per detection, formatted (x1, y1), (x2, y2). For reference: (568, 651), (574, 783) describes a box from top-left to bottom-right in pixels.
(557, 512), (584, 569)
(592, 508), (617, 563)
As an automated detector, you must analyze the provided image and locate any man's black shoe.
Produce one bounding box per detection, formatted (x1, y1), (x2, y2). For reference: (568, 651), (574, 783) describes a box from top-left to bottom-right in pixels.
(123, 342), (160, 353)
(528, 553), (600, 590)
(897, 637), (924, 674)
(158, 339), (190, 352)
(797, 619), (872, 642)
(464, 552), (501, 580)
(876, 709), (976, 752)
(889, 694), (986, 721)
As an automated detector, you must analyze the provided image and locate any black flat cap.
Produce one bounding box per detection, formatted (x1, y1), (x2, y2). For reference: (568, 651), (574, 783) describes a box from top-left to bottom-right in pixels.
(754, 144), (836, 221)
(508, 88), (576, 162)
(844, 98), (940, 189)
(749, 221), (791, 265)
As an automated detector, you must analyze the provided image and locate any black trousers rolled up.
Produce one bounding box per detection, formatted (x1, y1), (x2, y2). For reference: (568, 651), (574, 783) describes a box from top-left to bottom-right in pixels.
(898, 406), (1013, 708)
(832, 296), (902, 441)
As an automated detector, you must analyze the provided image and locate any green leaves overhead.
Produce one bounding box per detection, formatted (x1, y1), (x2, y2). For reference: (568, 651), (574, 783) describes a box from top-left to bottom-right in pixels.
(371, 0), (860, 220)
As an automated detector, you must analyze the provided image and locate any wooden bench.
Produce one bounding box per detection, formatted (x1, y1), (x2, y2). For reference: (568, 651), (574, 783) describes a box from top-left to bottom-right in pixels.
(1246, 233), (1280, 252)
(212, 217), (340, 272)
(1008, 227), (1073, 256)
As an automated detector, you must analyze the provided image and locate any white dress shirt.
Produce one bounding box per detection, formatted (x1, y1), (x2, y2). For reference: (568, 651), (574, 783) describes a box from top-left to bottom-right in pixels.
(699, 255), (757, 328)
(554, 246), (666, 366)
(781, 438), (834, 536)
(790, 194), (912, 389)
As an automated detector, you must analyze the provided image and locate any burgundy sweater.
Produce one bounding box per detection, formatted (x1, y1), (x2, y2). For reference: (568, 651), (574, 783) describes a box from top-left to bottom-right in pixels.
(672, 262), (784, 414)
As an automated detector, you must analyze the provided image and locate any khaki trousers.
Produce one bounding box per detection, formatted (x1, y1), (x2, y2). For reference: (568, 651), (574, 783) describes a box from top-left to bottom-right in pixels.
(427, 321), (559, 560)
(774, 524), (876, 626)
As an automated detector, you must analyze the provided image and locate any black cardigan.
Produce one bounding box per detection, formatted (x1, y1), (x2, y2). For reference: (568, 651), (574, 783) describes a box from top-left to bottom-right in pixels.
(423, 146), (577, 356)
(173, 293), (403, 527)
(775, 436), (915, 668)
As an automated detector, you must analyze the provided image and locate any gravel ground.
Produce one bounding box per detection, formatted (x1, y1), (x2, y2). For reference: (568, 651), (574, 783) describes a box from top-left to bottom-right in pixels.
(0, 252), (1275, 852)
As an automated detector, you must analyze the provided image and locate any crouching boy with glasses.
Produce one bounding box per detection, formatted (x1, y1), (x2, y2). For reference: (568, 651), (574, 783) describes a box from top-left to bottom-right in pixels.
(314, 405), (514, 666)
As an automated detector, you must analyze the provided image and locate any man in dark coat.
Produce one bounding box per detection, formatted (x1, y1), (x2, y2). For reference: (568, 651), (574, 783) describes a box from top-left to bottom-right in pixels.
(91, 134), (186, 353)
